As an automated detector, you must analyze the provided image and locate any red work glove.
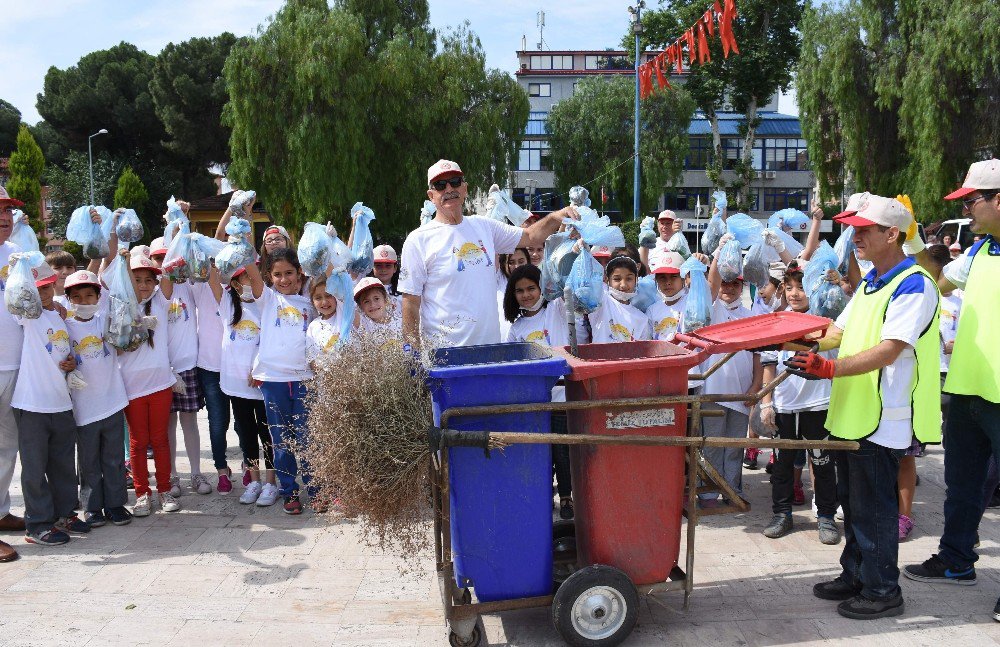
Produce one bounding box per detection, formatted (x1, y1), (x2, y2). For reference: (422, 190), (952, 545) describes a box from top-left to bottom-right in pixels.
(785, 351), (835, 380)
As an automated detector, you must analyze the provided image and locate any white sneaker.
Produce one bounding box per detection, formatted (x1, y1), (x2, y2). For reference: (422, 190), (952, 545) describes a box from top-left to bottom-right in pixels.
(133, 494), (152, 517)
(169, 476), (182, 497)
(158, 492), (181, 512)
(240, 481), (263, 505)
(256, 483), (279, 507)
(835, 505), (845, 521)
(191, 473), (211, 495)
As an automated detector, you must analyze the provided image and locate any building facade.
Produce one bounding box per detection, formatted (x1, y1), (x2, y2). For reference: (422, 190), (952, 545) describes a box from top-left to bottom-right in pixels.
(513, 49), (815, 223)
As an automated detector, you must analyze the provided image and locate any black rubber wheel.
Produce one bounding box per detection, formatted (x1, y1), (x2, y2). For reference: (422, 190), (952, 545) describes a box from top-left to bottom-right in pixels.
(448, 616), (485, 647)
(551, 565), (638, 647)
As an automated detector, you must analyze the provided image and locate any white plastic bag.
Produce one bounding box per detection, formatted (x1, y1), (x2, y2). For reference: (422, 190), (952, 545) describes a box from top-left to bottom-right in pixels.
(347, 203), (376, 276)
(9, 210), (39, 252)
(105, 255), (149, 351)
(215, 218), (255, 281)
(67, 205), (114, 259)
(4, 251), (46, 318)
(115, 209), (144, 243)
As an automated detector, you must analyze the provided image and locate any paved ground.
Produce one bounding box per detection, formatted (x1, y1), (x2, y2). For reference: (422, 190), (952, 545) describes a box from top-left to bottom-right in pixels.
(3, 413), (1000, 646)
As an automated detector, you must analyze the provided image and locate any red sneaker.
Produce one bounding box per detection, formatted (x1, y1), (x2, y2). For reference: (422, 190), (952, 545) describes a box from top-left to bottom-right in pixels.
(793, 482), (806, 506)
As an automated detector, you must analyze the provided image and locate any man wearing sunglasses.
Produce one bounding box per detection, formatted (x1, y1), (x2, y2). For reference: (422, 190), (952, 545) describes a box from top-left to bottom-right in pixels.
(904, 159), (1000, 623)
(399, 159), (578, 347)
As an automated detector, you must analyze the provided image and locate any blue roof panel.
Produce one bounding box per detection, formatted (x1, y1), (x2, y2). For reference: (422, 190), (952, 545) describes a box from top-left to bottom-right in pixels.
(688, 111), (801, 137)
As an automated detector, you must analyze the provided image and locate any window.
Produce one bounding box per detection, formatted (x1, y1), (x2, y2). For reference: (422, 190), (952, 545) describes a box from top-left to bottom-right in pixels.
(584, 55), (631, 71)
(662, 188), (711, 212)
(527, 83), (551, 97)
(530, 55), (573, 70)
(686, 137), (711, 170)
(518, 140), (551, 172)
(525, 112), (548, 136)
(763, 188), (810, 212)
(685, 136), (808, 172)
(763, 138), (809, 171)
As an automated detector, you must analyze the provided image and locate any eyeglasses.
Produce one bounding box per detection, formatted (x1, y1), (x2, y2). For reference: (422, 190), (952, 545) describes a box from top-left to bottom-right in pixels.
(263, 237), (286, 245)
(963, 193), (997, 210)
(430, 176), (464, 191)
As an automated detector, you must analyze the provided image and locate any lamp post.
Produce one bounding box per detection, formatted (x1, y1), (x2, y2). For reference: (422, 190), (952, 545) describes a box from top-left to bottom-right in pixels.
(88, 129), (108, 204)
(628, 1), (645, 221)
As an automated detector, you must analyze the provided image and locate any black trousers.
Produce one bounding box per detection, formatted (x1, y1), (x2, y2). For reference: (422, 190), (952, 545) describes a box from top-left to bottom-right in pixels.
(770, 410), (838, 516)
(231, 396), (274, 470)
(551, 412), (571, 498)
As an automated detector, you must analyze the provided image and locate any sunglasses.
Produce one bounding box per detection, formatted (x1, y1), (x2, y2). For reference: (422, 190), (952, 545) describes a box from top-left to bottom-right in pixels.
(962, 193), (997, 210)
(430, 176), (464, 191)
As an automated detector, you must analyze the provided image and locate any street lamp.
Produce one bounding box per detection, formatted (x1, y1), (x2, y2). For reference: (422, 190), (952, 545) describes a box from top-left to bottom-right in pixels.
(628, 1), (645, 221)
(88, 129), (108, 204)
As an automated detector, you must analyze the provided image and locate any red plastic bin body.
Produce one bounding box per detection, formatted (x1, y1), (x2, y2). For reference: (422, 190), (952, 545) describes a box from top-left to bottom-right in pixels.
(555, 341), (706, 587)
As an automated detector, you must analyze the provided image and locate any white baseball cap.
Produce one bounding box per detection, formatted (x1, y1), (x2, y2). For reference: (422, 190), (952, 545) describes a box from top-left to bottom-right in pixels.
(427, 159), (463, 185)
(32, 263), (57, 287)
(944, 159), (1000, 200)
(353, 276), (387, 300)
(591, 245), (613, 258)
(834, 194), (911, 231)
(657, 209), (677, 221)
(150, 237), (167, 256)
(65, 270), (101, 291)
(373, 244), (397, 264)
(651, 251), (685, 275)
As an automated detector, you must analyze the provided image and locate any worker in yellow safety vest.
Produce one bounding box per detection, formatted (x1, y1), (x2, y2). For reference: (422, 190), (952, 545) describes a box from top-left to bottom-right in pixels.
(901, 159), (1000, 623)
(784, 194), (941, 621)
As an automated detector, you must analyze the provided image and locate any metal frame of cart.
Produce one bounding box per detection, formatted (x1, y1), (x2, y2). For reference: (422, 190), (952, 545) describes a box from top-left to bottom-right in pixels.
(428, 349), (858, 647)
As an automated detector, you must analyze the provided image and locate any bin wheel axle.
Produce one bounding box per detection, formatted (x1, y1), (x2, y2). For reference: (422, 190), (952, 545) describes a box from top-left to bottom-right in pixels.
(552, 565), (638, 647)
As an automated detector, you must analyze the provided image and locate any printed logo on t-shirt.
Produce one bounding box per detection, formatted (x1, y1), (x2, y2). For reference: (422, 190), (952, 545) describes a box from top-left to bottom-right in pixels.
(0, 263), (8, 291)
(653, 316), (679, 339)
(525, 329), (552, 345)
(168, 300), (190, 323)
(230, 319), (261, 343)
(609, 320), (635, 342)
(323, 332), (340, 351)
(452, 240), (493, 272)
(45, 328), (71, 357)
(275, 305), (308, 330)
(72, 335), (110, 365)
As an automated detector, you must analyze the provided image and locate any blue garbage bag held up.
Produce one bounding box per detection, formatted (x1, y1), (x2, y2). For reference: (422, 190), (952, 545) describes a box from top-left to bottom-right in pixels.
(564, 220), (625, 249)
(420, 200), (436, 226)
(803, 241), (848, 319)
(666, 231), (691, 259)
(115, 209), (144, 244)
(488, 189), (530, 227)
(541, 232), (575, 302)
(680, 256), (712, 332)
(725, 212), (764, 249)
(701, 215), (725, 253)
(761, 228), (805, 264)
(630, 275), (661, 314)
(717, 238), (743, 283)
(568, 246), (604, 315)
(347, 202), (376, 276)
(298, 222), (333, 277)
(162, 221), (192, 282)
(743, 242), (770, 288)
(67, 205), (114, 259)
(4, 251), (46, 318)
(639, 216), (657, 249)
(833, 226), (856, 274)
(9, 210), (39, 252)
(188, 234), (226, 283)
(768, 208), (810, 231)
(105, 255), (149, 351)
(324, 271), (356, 349)
(711, 190), (728, 217)
(215, 217), (255, 281)
(568, 186), (591, 208)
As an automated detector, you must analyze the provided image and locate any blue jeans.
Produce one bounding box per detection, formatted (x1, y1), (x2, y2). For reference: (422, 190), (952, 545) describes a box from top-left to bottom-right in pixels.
(837, 439), (905, 601)
(197, 368), (232, 470)
(260, 381), (310, 497)
(938, 395), (1000, 570)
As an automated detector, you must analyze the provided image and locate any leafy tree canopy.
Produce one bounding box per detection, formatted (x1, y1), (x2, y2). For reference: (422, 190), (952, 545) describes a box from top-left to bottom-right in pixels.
(0, 99), (21, 157)
(44, 151), (122, 238)
(114, 166), (150, 212)
(6, 125), (46, 246)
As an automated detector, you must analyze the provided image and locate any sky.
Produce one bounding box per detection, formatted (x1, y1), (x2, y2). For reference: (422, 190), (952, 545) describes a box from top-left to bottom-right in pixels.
(3, 0), (796, 125)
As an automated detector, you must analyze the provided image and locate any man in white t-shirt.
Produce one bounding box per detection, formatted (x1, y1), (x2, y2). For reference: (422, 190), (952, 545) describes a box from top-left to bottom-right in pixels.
(0, 186), (27, 562)
(399, 160), (578, 348)
(639, 209), (683, 271)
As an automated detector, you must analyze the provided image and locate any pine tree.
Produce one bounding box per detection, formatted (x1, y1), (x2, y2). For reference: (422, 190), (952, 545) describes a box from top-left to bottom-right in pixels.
(114, 167), (149, 211)
(7, 125), (46, 245)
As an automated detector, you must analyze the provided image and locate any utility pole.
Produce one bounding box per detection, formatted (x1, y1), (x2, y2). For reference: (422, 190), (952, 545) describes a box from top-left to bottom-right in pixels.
(628, 1), (646, 221)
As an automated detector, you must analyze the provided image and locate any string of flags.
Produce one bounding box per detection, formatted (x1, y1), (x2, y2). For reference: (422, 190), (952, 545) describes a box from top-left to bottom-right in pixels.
(638, 0), (740, 100)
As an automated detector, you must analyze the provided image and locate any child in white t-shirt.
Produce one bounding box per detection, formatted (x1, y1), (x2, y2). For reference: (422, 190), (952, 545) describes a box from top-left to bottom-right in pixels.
(353, 277), (403, 346)
(588, 256), (651, 343)
(645, 251), (687, 341)
(63, 266), (132, 528)
(305, 277), (344, 365)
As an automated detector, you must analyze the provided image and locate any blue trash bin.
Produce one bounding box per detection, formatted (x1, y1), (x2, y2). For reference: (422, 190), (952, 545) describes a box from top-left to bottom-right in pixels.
(428, 343), (569, 602)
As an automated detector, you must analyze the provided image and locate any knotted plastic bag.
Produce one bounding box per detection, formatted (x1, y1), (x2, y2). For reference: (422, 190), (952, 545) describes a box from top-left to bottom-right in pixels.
(215, 217), (255, 281)
(639, 216), (657, 249)
(228, 190), (256, 218)
(743, 242), (769, 288)
(629, 275), (660, 314)
(568, 246), (604, 315)
(324, 271), (356, 349)
(163, 196), (188, 249)
(105, 255), (149, 351)
(347, 202), (376, 276)
(718, 238), (743, 283)
(666, 231), (691, 259)
(9, 210), (39, 252)
(768, 208), (810, 231)
(711, 190), (728, 217)
(488, 188), (530, 227)
(725, 212), (764, 249)
(761, 228), (805, 264)
(162, 221), (192, 282)
(420, 200), (436, 226)
(833, 226), (856, 274)
(565, 220), (625, 249)
(541, 232), (575, 301)
(701, 215), (725, 253)
(4, 251), (45, 318)
(298, 222), (333, 277)
(67, 205), (114, 259)
(568, 186), (591, 208)
(680, 256), (711, 332)
(188, 233), (226, 283)
(115, 209), (144, 243)
(803, 241), (848, 319)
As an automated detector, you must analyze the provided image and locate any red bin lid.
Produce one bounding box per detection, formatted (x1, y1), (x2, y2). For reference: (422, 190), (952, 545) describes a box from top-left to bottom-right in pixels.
(679, 311), (830, 355)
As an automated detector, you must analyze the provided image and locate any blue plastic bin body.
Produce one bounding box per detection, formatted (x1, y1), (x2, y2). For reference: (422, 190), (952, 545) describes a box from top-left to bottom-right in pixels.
(428, 343), (568, 602)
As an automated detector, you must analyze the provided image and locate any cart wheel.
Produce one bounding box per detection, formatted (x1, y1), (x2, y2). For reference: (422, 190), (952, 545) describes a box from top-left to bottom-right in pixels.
(552, 565), (638, 647)
(448, 616), (485, 647)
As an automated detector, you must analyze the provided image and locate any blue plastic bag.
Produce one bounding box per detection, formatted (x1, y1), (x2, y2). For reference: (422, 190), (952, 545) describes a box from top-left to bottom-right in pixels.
(711, 191), (728, 218)
(680, 256), (712, 332)
(162, 221), (192, 282)
(639, 216), (657, 249)
(565, 221), (625, 249)
(347, 202), (376, 276)
(743, 242), (769, 288)
(761, 228), (804, 264)
(718, 239), (743, 283)
(420, 200), (436, 226)
(105, 255), (149, 351)
(488, 188), (530, 227)
(833, 226), (856, 274)
(803, 241), (848, 319)
(115, 209), (144, 244)
(568, 186), (591, 208)
(541, 232), (575, 302)
(725, 212), (764, 249)
(215, 217), (255, 281)
(629, 275), (660, 314)
(324, 271), (356, 349)
(768, 208), (810, 231)
(298, 222), (332, 277)
(188, 233), (226, 283)
(9, 210), (39, 252)
(4, 251), (45, 318)
(701, 215), (725, 253)
(67, 205), (114, 259)
(568, 247), (604, 315)
(666, 231), (691, 259)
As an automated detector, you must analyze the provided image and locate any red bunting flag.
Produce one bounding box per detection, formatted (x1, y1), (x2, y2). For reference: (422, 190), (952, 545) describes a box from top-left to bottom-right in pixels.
(703, 9), (715, 37)
(654, 55), (670, 90)
(697, 21), (711, 64)
(673, 42), (683, 74)
(686, 28), (697, 65)
(719, 0), (740, 57)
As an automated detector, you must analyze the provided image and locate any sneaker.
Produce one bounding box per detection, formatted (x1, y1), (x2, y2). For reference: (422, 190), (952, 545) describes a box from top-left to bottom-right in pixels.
(124, 461), (134, 490)
(283, 495), (303, 515)
(837, 593), (904, 620)
(191, 473), (212, 495)
(105, 507), (133, 526)
(763, 513), (793, 539)
(242, 467), (252, 488)
(814, 577), (861, 601)
(903, 554), (976, 585)
(158, 492), (181, 513)
(54, 515), (91, 536)
(793, 482), (806, 506)
(975, 532), (981, 548)
(84, 511), (107, 528)
(988, 489), (1000, 509)
(898, 514), (914, 541)
(169, 476), (182, 498)
(216, 473), (233, 496)
(835, 505), (845, 521)
(743, 448), (760, 470)
(765, 452), (776, 474)
(25, 528), (70, 546)
(256, 483), (279, 507)
(993, 596), (1000, 623)
(560, 499), (574, 520)
(133, 494), (152, 517)
(818, 516), (841, 545)
(146, 446), (154, 460)
(239, 481), (263, 505)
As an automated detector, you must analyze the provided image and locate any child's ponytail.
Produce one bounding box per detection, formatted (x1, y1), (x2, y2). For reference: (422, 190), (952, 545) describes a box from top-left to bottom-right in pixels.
(144, 299), (155, 348)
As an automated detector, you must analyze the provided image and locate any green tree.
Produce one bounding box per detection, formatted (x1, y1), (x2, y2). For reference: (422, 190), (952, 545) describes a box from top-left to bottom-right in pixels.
(114, 166), (149, 212)
(0, 99), (21, 157)
(6, 125), (46, 245)
(547, 76), (696, 219)
(635, 0), (804, 211)
(44, 151), (122, 238)
(798, 0), (1000, 221)
(223, 0), (528, 235)
(28, 121), (70, 167)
